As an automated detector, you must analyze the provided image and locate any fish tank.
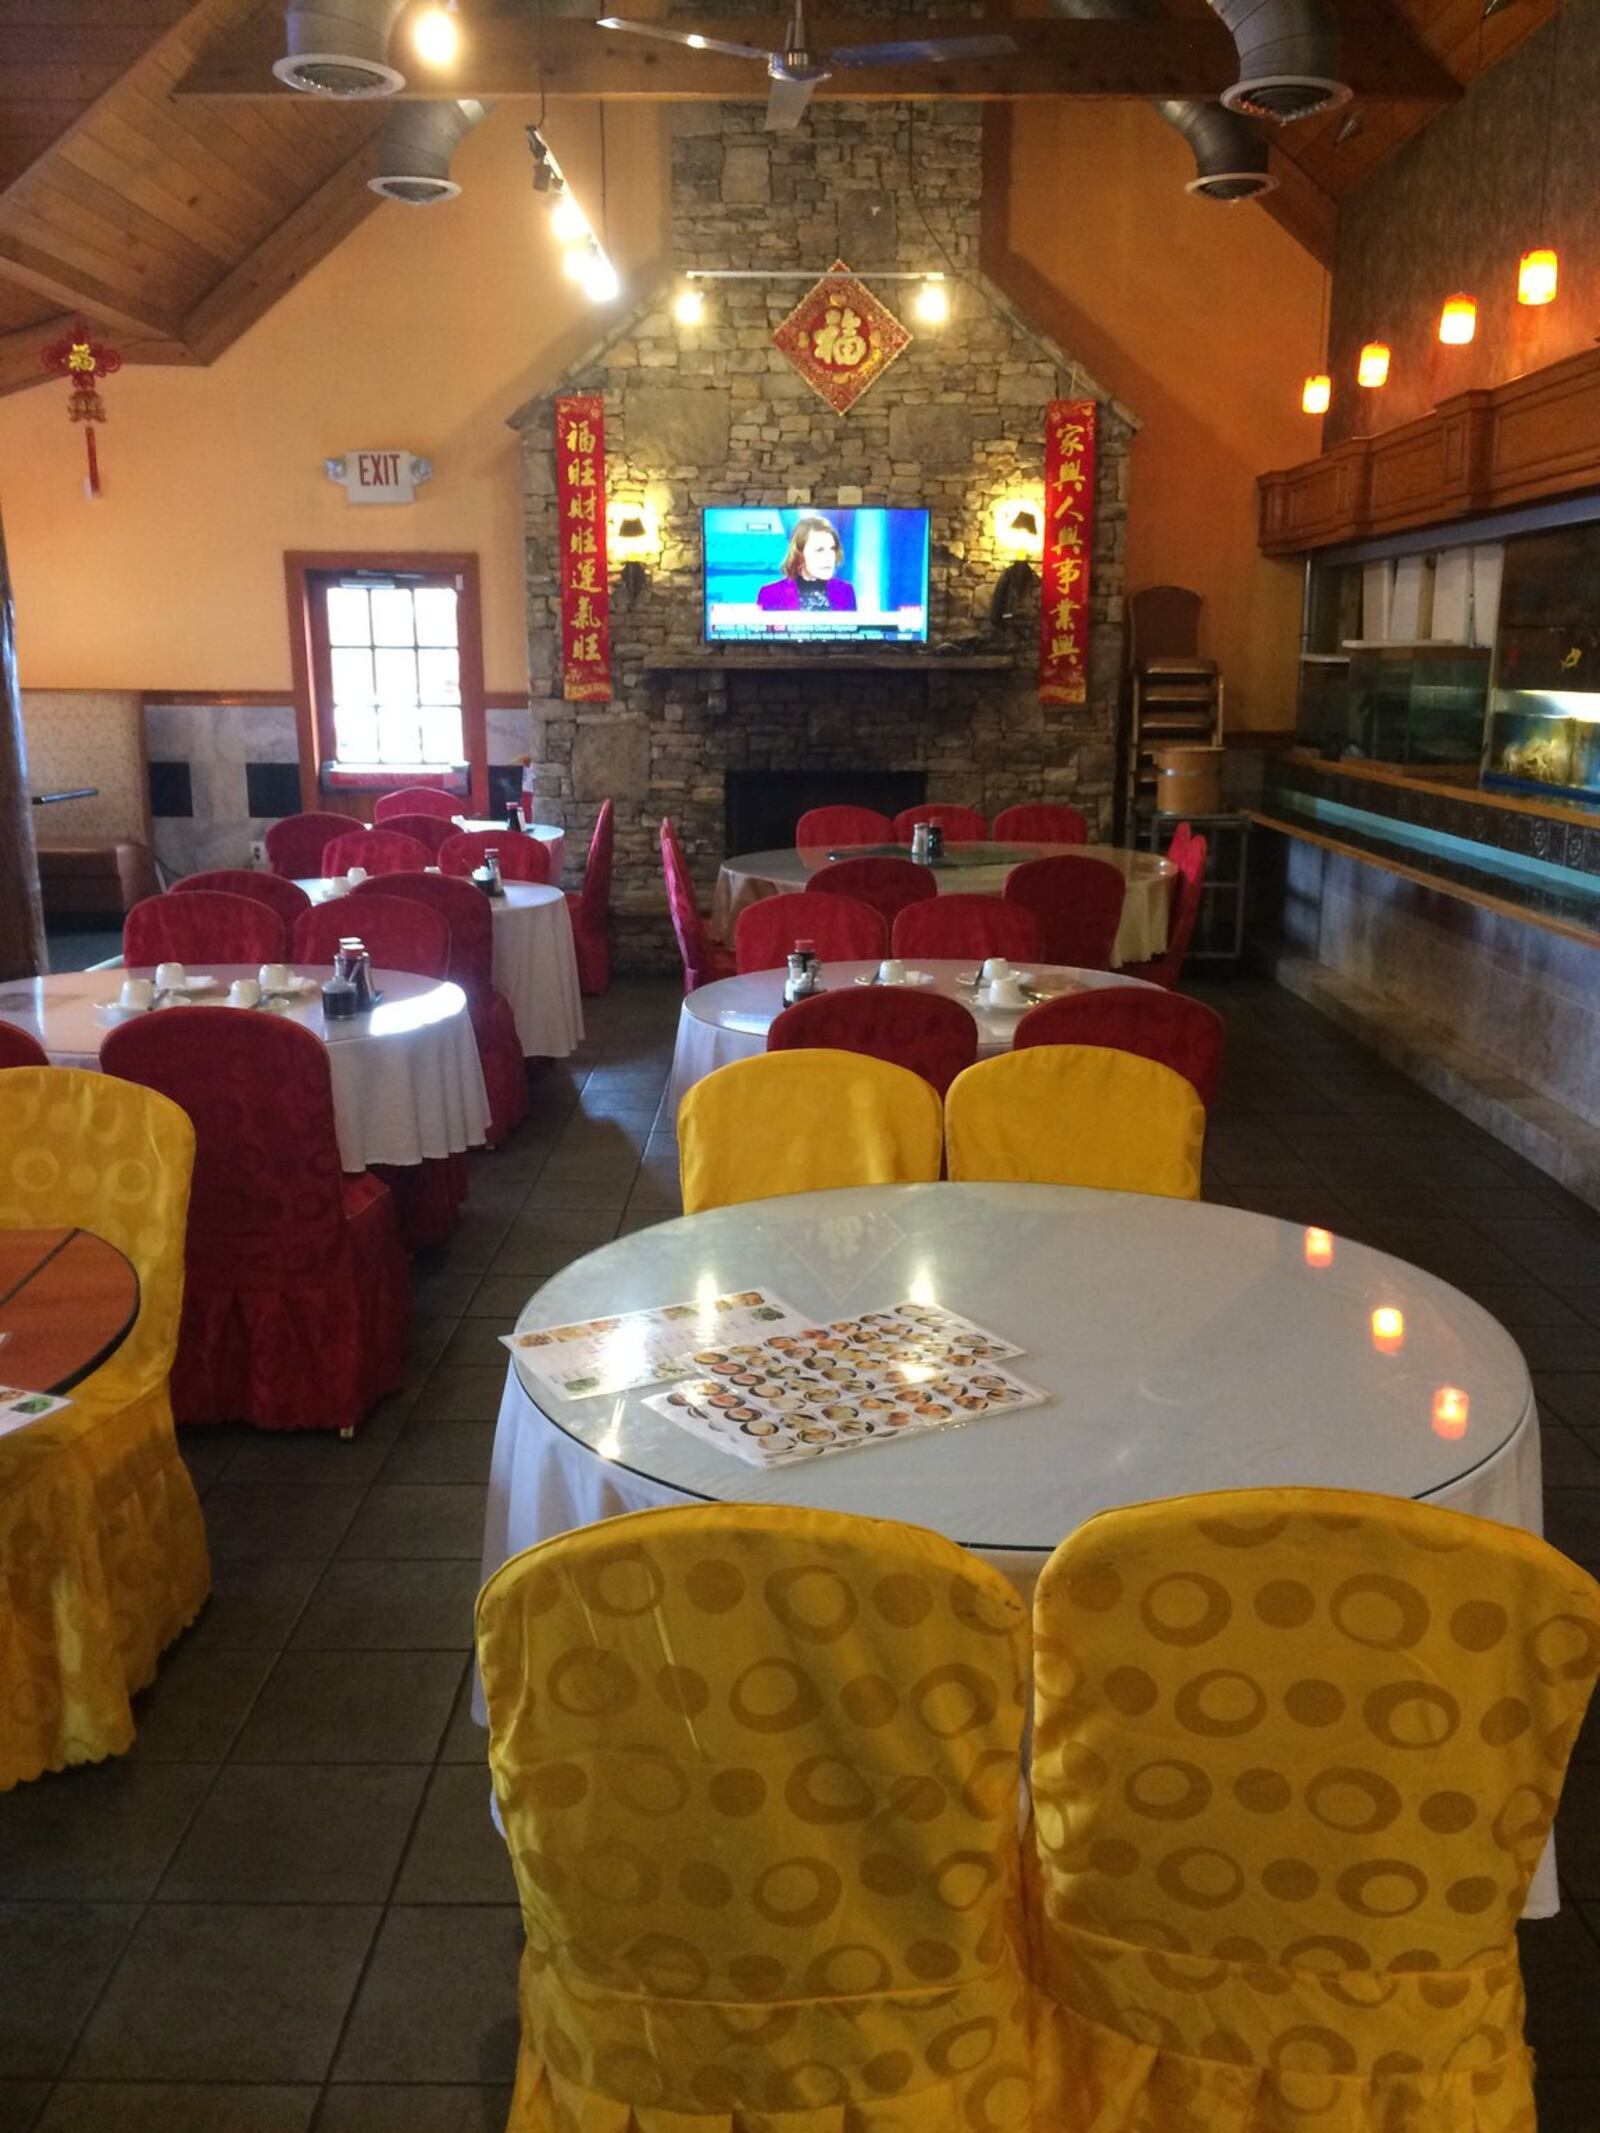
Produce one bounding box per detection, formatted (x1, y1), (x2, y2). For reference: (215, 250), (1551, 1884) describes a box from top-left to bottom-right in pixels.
(1296, 642), (1489, 768)
(1482, 524), (1600, 801)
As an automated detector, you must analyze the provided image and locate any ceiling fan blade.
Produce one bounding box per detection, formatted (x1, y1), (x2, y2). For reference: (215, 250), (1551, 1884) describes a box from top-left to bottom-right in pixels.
(764, 67), (823, 128)
(827, 31), (1018, 66)
(595, 17), (773, 60)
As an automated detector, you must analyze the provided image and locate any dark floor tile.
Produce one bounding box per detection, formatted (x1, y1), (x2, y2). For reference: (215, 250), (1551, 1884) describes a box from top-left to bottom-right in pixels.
(337, 1485), (488, 1561)
(179, 1557), (322, 1654)
(332, 1906), (522, 2084)
(1358, 1217), (1527, 1286)
(0, 1764), (212, 1901)
(410, 1368), (510, 1424)
(379, 1419), (497, 1487)
(462, 1275), (543, 1321)
(1519, 1323), (1600, 1373)
(317, 2090), (515, 2133)
(1536, 2079), (1600, 2133)
(174, 1428), (245, 1495)
(69, 1905), (378, 2082)
(199, 1485), (365, 1560)
(290, 1559), (480, 1652)
(158, 1763), (426, 1903)
(230, 1650), (463, 1764)
(1541, 1491), (1600, 1574)
(0, 2086), (47, 2133)
(1536, 1376), (1600, 1432)
(1453, 1283), (1585, 1331)
(409, 1266), (486, 1318)
(220, 1415), (402, 1488)
(437, 1319), (519, 1369)
(1522, 1906), (1600, 2079)
(1541, 1426), (1600, 1487)
(0, 1905), (137, 2077)
(1557, 1765), (1600, 1900)
(487, 1217), (622, 1278)
(1491, 1219), (1600, 1286)
(35, 2086), (317, 2133)
(436, 1666), (489, 1765)
(129, 1644), (275, 1763)
(392, 1766), (516, 1904)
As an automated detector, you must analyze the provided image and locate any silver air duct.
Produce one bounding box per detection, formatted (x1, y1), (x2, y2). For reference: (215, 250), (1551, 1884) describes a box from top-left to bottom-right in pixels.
(1211, 0), (1350, 122)
(274, 0), (408, 96)
(369, 99), (487, 203)
(1050, 0), (1275, 203)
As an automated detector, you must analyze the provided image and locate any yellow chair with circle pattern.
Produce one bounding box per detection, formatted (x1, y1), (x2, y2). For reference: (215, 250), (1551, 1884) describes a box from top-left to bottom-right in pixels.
(0, 1066), (209, 1788)
(677, 1049), (944, 1215)
(943, 1046), (1204, 1200)
(476, 1502), (1035, 2132)
(1028, 1487), (1600, 2131)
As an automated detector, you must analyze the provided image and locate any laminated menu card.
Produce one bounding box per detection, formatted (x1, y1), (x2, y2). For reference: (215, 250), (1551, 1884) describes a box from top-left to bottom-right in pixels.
(0, 1386), (73, 1440)
(501, 1290), (808, 1402)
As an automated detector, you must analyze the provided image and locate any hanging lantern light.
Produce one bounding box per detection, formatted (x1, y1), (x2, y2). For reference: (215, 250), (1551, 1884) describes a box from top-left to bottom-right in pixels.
(1437, 293), (1477, 345)
(1357, 341), (1390, 388)
(1301, 373), (1331, 414)
(1518, 247), (1559, 306)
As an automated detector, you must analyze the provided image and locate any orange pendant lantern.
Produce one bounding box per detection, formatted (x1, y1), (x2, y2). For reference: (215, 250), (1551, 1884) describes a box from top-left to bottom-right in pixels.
(1518, 247), (1559, 305)
(1437, 293), (1477, 345)
(1301, 372), (1331, 414)
(1357, 341), (1390, 389)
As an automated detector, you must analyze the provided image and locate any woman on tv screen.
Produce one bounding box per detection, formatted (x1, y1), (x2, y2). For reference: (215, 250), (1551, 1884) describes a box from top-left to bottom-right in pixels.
(756, 515), (859, 613)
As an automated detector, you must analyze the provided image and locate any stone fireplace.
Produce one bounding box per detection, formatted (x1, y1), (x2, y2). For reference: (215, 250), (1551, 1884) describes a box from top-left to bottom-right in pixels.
(511, 97), (1137, 969)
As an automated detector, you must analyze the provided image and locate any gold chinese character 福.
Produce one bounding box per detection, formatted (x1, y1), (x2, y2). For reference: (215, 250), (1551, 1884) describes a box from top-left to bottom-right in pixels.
(812, 305), (868, 369)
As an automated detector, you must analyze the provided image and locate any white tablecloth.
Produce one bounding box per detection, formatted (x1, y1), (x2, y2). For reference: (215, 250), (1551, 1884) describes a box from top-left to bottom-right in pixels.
(713, 844), (1172, 968)
(666, 960), (1157, 1124)
(0, 965), (490, 1173)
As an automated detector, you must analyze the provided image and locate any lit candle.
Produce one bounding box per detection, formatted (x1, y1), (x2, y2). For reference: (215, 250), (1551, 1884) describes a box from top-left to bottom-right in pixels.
(1432, 1386), (1469, 1439)
(1304, 1227), (1335, 1269)
(1371, 1306), (1405, 1356)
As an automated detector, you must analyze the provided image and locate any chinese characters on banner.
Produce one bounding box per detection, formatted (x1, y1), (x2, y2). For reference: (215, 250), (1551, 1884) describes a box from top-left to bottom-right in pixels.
(771, 261), (911, 415)
(41, 319), (122, 498)
(1040, 398), (1097, 705)
(555, 393), (612, 702)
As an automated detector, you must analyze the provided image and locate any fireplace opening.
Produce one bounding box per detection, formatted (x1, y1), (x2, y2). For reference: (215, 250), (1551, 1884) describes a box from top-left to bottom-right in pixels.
(724, 770), (928, 853)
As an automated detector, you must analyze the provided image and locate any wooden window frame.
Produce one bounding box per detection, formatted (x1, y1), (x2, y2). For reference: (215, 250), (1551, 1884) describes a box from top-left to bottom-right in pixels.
(285, 550), (489, 814)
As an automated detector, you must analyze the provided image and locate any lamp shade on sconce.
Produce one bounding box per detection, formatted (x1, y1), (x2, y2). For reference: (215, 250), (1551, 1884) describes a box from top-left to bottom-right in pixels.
(1301, 373), (1331, 414)
(1357, 341), (1391, 389)
(993, 498), (1044, 558)
(1437, 294), (1477, 345)
(1518, 248), (1559, 306)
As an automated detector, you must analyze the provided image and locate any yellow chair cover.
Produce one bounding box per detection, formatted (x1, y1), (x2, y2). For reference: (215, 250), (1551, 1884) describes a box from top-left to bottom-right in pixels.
(678, 1049), (943, 1215)
(1028, 1487), (1600, 2132)
(0, 1067), (209, 1788)
(477, 1503), (1035, 2133)
(944, 1046), (1203, 1200)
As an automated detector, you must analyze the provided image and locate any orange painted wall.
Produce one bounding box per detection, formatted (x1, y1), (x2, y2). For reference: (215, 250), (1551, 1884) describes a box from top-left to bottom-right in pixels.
(0, 103), (668, 696)
(988, 102), (1322, 729)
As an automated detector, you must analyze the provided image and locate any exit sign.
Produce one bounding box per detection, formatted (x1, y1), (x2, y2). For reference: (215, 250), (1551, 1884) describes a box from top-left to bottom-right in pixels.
(324, 450), (435, 505)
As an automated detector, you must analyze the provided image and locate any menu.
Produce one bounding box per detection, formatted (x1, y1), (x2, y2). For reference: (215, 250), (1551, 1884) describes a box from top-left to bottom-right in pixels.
(0, 1386), (72, 1440)
(501, 1290), (808, 1402)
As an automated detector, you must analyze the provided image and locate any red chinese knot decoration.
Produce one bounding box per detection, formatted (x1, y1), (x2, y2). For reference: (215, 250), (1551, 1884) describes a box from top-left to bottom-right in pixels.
(771, 260), (911, 415)
(1039, 397), (1096, 705)
(555, 393), (612, 702)
(42, 319), (123, 497)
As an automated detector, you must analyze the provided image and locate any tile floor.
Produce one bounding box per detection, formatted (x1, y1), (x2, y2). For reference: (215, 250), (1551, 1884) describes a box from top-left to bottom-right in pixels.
(6, 971), (1600, 2131)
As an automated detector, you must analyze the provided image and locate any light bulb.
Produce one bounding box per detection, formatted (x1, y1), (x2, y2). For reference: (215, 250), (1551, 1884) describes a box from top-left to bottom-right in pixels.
(673, 285), (705, 326)
(1357, 341), (1390, 389)
(913, 278), (949, 325)
(561, 243), (592, 283)
(581, 253), (621, 304)
(551, 194), (588, 243)
(1518, 247), (1558, 306)
(412, 2), (458, 65)
(1437, 293), (1477, 345)
(1301, 373), (1331, 415)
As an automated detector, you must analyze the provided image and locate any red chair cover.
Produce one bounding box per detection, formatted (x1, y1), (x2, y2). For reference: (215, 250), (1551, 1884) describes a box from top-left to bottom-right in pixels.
(125, 891), (288, 968)
(264, 811), (363, 880)
(767, 987), (979, 1099)
(794, 804), (894, 848)
(991, 803), (1089, 845)
(0, 1027), (48, 1069)
(890, 895), (1041, 964)
(806, 856), (938, 929)
(1165, 820), (1194, 870)
(351, 872), (526, 1143)
(735, 892), (886, 974)
(323, 828), (433, 878)
(565, 798), (613, 995)
(101, 1008), (409, 1433)
(1002, 856), (1126, 971)
(374, 812), (457, 859)
(374, 787), (461, 822)
(292, 894), (451, 978)
(1121, 835), (1208, 990)
(437, 831), (550, 883)
(891, 803), (988, 844)
(1014, 984), (1225, 1109)
(171, 870), (311, 933)
(661, 818), (734, 993)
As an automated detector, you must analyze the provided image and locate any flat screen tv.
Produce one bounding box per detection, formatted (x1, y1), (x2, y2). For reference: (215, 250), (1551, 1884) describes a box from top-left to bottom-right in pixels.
(703, 505), (930, 646)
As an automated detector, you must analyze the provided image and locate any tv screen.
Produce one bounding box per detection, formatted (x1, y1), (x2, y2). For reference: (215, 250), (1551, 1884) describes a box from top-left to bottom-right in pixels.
(703, 506), (930, 645)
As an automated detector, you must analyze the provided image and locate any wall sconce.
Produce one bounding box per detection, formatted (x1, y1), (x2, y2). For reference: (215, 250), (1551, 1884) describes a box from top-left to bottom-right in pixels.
(1357, 340), (1391, 389)
(1437, 293), (1477, 346)
(1300, 373), (1331, 415)
(990, 497), (1044, 624)
(608, 499), (659, 602)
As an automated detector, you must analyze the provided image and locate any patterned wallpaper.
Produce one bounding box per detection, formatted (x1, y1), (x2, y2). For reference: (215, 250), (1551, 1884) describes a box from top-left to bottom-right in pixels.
(20, 691), (149, 843)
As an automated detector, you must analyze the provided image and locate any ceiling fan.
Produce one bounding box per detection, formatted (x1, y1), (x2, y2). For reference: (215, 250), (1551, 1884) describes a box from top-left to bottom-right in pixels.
(594, 2), (1019, 130)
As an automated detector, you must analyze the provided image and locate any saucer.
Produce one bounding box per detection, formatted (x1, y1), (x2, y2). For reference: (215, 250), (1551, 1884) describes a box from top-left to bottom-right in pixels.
(854, 971), (934, 988)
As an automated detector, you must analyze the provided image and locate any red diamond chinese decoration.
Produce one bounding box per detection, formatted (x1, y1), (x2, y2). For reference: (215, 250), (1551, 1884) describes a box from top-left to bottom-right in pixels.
(771, 260), (911, 415)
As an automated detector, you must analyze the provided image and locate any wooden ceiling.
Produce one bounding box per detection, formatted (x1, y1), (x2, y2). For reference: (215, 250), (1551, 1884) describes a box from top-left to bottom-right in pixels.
(0, 0), (1555, 395)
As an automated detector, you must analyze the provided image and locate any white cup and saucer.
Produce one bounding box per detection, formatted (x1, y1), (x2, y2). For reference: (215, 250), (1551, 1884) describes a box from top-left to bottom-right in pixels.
(877, 957), (907, 986)
(118, 977), (156, 1013)
(228, 978), (262, 1009)
(345, 867), (368, 890)
(983, 963), (1029, 1010)
(258, 963), (289, 996)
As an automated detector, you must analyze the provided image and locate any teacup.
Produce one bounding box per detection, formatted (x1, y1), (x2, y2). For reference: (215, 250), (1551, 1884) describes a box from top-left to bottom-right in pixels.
(985, 976), (1028, 1009)
(981, 956), (1012, 982)
(877, 958), (907, 985)
(259, 963), (289, 994)
(229, 978), (262, 1009)
(346, 867), (368, 887)
(155, 961), (186, 993)
(119, 976), (155, 1012)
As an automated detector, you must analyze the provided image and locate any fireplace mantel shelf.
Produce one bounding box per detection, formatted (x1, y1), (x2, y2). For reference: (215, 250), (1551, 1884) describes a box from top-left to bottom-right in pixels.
(642, 650), (1014, 672)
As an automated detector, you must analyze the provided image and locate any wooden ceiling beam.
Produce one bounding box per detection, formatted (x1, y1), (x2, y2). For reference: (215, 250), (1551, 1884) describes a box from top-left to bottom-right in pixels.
(0, 230), (186, 340)
(175, 13), (1461, 104)
(1258, 144), (1337, 268)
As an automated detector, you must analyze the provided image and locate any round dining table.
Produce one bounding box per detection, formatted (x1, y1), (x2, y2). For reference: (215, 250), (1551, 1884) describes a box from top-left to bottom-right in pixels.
(299, 877), (585, 1061)
(0, 967), (491, 1175)
(451, 819), (566, 882)
(667, 960), (1156, 1123)
(712, 843), (1173, 968)
(475, 1179), (1555, 1909)
(0, 1228), (139, 1393)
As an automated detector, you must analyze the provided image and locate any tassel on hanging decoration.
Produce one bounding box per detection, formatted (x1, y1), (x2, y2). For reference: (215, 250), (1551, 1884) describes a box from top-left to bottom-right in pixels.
(41, 320), (122, 498)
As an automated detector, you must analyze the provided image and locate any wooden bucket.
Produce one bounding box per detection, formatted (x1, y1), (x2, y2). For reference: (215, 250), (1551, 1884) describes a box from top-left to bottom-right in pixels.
(1153, 745), (1224, 816)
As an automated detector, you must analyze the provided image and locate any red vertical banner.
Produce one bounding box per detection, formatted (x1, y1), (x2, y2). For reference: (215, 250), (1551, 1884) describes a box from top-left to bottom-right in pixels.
(1039, 398), (1096, 705)
(555, 393), (611, 703)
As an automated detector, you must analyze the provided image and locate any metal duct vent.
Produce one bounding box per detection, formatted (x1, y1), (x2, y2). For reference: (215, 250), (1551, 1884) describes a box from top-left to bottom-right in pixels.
(1211, 0), (1351, 121)
(369, 99), (487, 202)
(273, 0), (408, 95)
